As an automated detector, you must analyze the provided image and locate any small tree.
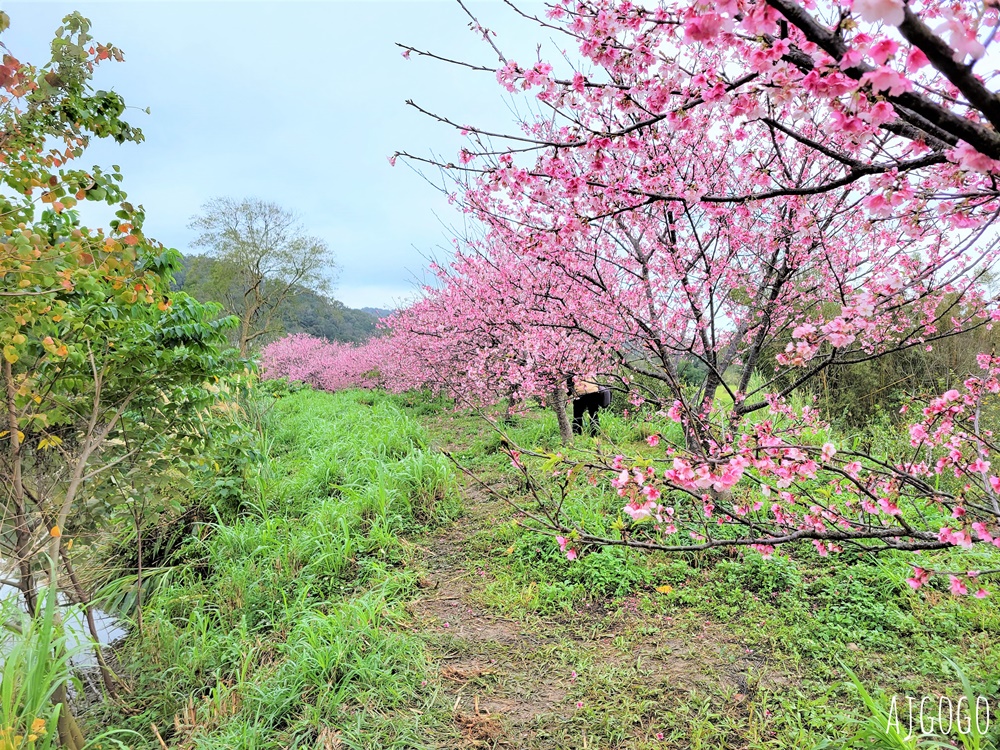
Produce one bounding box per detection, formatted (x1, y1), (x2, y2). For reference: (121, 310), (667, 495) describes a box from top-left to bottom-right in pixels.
(0, 12), (239, 745)
(188, 197), (338, 355)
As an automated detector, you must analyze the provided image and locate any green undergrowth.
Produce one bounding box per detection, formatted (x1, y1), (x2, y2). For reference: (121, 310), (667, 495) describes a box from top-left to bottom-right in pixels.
(88, 388), (462, 749)
(82, 390), (1000, 749)
(424, 402), (1000, 748)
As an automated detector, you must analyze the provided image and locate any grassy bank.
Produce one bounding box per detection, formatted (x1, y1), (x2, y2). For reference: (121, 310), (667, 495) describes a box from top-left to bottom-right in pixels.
(89, 388), (461, 749)
(79, 389), (1000, 749)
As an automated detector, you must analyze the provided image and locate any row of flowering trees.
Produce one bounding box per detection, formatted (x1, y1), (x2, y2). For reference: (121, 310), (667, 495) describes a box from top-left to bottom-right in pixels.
(260, 333), (383, 392)
(263, 0), (1000, 595)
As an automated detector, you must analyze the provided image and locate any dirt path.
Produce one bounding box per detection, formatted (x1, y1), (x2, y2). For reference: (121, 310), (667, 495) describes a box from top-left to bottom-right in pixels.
(408, 485), (571, 747)
(406, 422), (777, 749)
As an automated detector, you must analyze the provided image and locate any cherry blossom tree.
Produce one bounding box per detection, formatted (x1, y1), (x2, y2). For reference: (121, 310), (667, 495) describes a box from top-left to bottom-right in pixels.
(260, 333), (384, 392)
(262, 247), (617, 443)
(385, 0), (1000, 593)
(385, 245), (616, 441)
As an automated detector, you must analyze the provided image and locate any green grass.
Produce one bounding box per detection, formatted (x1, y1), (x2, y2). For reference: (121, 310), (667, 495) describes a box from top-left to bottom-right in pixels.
(1, 582), (68, 750)
(418, 400), (1000, 749)
(86, 388), (462, 749)
(74, 389), (1000, 749)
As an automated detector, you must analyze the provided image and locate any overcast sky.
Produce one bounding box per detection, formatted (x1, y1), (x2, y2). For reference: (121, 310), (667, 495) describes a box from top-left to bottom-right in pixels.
(5, 1), (544, 309)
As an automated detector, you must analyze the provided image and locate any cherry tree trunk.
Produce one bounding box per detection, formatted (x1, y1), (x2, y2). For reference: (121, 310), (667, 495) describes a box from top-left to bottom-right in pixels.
(503, 384), (518, 424)
(550, 385), (573, 445)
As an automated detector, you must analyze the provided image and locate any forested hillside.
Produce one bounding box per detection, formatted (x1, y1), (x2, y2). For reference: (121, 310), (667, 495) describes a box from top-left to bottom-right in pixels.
(174, 254), (384, 345)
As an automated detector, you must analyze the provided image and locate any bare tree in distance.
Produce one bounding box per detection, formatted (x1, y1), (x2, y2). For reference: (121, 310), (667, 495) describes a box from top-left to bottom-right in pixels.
(188, 197), (338, 355)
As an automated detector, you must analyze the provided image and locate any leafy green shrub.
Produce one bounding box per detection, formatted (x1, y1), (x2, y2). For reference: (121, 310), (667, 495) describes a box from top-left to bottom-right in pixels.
(806, 564), (920, 647)
(256, 376), (310, 399)
(572, 546), (654, 597)
(504, 531), (653, 601)
(718, 554), (803, 598)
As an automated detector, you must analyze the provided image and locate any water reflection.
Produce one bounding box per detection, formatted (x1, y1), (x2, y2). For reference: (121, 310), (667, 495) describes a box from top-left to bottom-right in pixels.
(1, 567), (127, 667)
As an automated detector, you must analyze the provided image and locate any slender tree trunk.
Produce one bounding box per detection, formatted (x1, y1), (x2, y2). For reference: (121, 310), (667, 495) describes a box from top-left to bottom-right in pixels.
(550, 385), (573, 445)
(238, 322), (251, 358)
(61, 549), (120, 698)
(503, 384), (517, 424)
(135, 515), (144, 635)
(8, 358), (91, 749)
(691, 370), (724, 453)
(46, 563), (87, 750)
(53, 679), (86, 750)
(4, 359), (37, 615)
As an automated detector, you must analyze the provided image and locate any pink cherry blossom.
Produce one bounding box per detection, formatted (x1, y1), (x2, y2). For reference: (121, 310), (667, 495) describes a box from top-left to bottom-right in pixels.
(861, 66), (912, 96)
(909, 424), (929, 446)
(379, 0), (1000, 593)
(557, 535), (578, 560)
(852, 0), (905, 26)
(950, 142), (998, 174)
(868, 38), (899, 65)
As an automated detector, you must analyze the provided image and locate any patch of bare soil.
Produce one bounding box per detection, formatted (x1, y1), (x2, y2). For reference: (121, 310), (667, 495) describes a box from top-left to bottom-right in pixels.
(406, 482), (773, 748)
(408, 486), (574, 746)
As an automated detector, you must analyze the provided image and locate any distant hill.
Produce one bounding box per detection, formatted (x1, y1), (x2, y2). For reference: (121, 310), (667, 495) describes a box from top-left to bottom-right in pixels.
(361, 307), (393, 320)
(172, 254), (382, 345)
(282, 291), (381, 344)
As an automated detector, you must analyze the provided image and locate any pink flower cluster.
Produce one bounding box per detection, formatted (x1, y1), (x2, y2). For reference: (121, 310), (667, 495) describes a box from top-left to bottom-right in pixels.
(260, 333), (389, 392)
(387, 0), (1000, 597)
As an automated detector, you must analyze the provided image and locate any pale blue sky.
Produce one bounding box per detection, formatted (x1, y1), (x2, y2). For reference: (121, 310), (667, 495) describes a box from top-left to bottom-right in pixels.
(4, 1), (543, 309)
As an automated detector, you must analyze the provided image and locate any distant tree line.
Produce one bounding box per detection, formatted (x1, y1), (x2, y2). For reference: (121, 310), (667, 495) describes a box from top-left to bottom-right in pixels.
(173, 197), (386, 349)
(172, 254), (384, 346)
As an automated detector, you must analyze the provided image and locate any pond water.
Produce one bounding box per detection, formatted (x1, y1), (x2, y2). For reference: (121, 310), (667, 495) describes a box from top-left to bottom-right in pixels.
(1, 566), (127, 668)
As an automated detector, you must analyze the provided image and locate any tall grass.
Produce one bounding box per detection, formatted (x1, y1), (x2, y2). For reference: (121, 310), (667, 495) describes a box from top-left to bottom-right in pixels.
(816, 662), (998, 750)
(1, 585), (65, 750)
(90, 388), (461, 749)
(0, 577), (133, 750)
